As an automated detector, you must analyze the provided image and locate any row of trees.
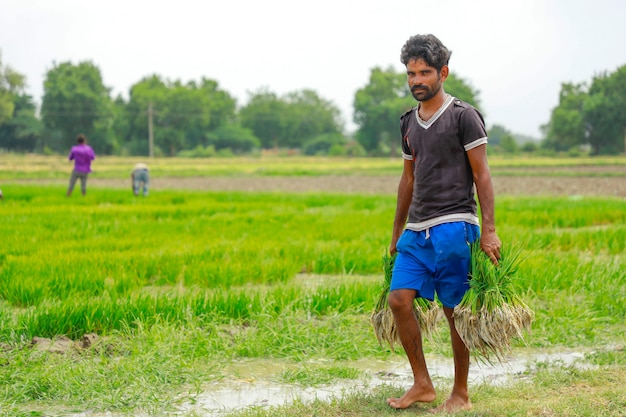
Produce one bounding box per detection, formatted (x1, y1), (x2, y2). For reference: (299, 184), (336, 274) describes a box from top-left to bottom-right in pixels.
(1, 52), (624, 156)
(0, 56), (483, 157)
(542, 64), (626, 155)
(0, 56), (350, 156)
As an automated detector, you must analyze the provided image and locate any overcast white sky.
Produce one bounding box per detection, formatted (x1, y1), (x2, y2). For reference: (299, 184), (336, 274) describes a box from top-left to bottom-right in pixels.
(1, 0), (625, 139)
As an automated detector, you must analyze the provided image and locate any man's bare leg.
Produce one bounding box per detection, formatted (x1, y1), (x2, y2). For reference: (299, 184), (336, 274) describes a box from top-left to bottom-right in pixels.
(431, 307), (472, 413)
(386, 289), (436, 409)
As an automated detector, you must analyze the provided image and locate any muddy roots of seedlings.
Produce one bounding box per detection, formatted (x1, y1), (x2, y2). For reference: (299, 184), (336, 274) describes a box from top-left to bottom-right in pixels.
(370, 252), (440, 352)
(371, 300), (439, 352)
(454, 300), (534, 363)
(454, 241), (535, 364)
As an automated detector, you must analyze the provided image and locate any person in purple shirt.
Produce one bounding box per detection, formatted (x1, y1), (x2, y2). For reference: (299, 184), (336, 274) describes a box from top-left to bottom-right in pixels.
(67, 134), (96, 196)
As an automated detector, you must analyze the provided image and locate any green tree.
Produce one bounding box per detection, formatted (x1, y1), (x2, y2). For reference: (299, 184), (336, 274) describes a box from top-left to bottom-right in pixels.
(543, 65), (626, 155)
(543, 82), (587, 152)
(353, 67), (412, 155)
(124, 76), (237, 156)
(124, 75), (168, 155)
(207, 124), (260, 154)
(353, 66), (482, 155)
(111, 94), (131, 154)
(158, 81), (203, 155)
(520, 141), (538, 153)
(584, 65), (626, 155)
(0, 55), (39, 152)
(282, 89), (344, 148)
(487, 124), (511, 147)
(500, 134), (519, 154)
(487, 124), (524, 154)
(40, 61), (114, 154)
(239, 89), (286, 149)
(200, 78), (238, 131)
(0, 52), (26, 127)
(240, 88), (343, 150)
(0, 94), (42, 152)
(302, 133), (347, 156)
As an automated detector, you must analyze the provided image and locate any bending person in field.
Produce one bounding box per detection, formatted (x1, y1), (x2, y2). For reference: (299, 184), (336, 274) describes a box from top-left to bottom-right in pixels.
(131, 162), (150, 196)
(67, 134), (96, 197)
(387, 34), (501, 413)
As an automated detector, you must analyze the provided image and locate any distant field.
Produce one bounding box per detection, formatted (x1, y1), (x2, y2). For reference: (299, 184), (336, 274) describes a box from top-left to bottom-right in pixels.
(2, 154), (626, 178)
(2, 154), (626, 197)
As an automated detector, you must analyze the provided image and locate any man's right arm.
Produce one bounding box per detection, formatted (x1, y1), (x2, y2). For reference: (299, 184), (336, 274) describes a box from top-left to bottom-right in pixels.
(390, 158), (414, 255)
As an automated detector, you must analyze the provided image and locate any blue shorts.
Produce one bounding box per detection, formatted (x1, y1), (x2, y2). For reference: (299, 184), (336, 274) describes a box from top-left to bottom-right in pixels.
(390, 222), (480, 308)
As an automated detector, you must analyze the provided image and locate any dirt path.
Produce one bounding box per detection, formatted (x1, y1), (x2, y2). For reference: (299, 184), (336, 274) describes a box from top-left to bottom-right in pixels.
(82, 175), (626, 197)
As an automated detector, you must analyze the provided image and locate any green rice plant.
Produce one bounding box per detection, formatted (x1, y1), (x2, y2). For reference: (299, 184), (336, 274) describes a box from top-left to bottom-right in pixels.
(0, 187), (395, 314)
(454, 241), (534, 363)
(370, 252), (438, 352)
(496, 196), (626, 231)
(6, 279), (380, 342)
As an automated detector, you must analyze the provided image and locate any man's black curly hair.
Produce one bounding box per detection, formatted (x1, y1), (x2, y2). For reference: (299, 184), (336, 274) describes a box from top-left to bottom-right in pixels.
(400, 34), (451, 72)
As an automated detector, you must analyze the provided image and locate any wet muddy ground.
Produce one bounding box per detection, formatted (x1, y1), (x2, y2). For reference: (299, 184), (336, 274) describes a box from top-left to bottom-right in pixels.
(64, 350), (594, 416)
(181, 351), (590, 416)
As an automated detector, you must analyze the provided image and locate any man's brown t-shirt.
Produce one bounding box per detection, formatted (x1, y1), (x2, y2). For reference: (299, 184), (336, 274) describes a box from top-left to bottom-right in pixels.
(400, 94), (488, 231)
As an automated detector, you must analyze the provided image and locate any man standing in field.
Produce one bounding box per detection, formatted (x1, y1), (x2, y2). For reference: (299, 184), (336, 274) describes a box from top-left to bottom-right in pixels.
(67, 134), (96, 197)
(387, 34), (501, 413)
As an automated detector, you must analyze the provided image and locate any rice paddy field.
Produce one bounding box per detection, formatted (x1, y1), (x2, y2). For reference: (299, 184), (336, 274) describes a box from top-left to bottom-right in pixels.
(0, 155), (625, 417)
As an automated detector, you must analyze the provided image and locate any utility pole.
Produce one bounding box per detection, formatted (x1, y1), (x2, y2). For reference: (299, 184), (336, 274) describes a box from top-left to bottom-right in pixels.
(148, 103), (154, 158)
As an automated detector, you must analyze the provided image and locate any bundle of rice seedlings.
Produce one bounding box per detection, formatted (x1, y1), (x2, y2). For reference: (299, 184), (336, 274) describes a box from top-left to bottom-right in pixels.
(454, 241), (534, 363)
(370, 252), (439, 352)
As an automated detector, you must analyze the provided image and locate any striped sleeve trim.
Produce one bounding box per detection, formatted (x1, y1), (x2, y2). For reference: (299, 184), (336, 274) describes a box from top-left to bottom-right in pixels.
(464, 137), (488, 151)
(402, 152), (413, 161)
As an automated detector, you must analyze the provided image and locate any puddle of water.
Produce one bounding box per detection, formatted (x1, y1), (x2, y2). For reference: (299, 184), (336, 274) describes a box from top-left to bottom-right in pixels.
(68, 350), (590, 416)
(180, 350), (589, 416)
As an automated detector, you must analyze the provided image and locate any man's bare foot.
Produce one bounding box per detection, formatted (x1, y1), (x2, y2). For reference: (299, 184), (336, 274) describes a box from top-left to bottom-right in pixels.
(387, 384), (436, 409)
(430, 394), (471, 413)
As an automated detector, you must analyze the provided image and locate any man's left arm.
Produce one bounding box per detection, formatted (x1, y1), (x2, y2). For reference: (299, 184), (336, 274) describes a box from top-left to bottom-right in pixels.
(467, 144), (501, 263)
